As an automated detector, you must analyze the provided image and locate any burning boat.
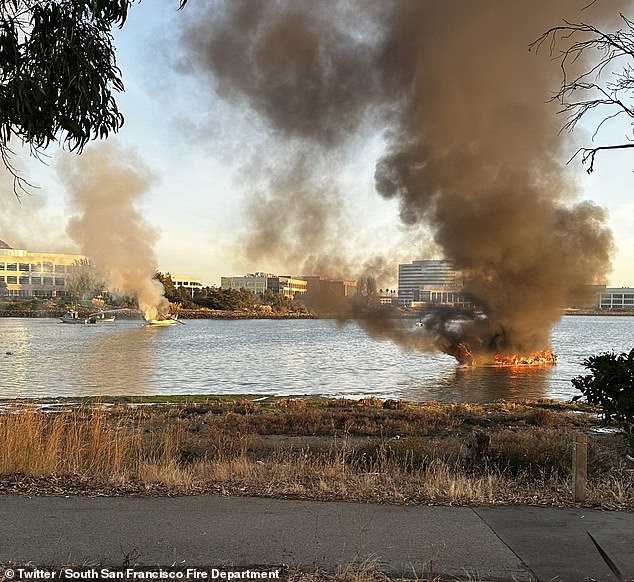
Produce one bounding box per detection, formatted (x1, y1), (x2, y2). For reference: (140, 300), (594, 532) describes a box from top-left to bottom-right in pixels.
(444, 343), (556, 367)
(146, 315), (180, 326)
(493, 349), (557, 366)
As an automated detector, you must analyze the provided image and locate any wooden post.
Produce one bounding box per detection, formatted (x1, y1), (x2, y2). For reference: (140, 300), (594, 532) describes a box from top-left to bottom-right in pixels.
(573, 433), (588, 503)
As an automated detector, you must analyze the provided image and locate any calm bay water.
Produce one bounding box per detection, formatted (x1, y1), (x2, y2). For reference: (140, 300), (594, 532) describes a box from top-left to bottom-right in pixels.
(0, 315), (633, 402)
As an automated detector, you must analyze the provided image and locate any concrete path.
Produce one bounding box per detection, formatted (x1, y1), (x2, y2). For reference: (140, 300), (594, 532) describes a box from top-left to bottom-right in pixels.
(1, 495), (633, 581)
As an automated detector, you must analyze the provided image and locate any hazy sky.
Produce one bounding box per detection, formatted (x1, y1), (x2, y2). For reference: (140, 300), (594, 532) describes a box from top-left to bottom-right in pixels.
(3, 1), (633, 288)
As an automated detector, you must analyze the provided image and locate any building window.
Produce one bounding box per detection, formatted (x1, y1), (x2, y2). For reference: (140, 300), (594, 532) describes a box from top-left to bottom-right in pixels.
(19, 276), (29, 285)
(55, 277), (65, 286)
(6, 276), (17, 284)
(43, 277), (53, 285)
(19, 263), (29, 272)
(6, 263), (16, 271)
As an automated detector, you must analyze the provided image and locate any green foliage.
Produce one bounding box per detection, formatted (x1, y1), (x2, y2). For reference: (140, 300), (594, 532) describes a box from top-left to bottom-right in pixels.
(1, 1), (129, 159)
(155, 271), (175, 298)
(572, 350), (634, 425)
(0, 0), (187, 190)
(66, 259), (103, 301)
(193, 286), (255, 311)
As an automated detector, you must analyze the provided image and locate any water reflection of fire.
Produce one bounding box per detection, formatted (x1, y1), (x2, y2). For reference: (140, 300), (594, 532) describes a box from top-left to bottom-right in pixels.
(493, 350), (557, 366)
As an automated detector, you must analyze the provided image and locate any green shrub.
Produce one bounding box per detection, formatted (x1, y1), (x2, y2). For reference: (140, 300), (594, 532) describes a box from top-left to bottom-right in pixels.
(572, 349), (634, 424)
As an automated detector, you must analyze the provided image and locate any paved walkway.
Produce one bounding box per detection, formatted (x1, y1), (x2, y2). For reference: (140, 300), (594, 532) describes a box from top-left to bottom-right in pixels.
(1, 495), (633, 581)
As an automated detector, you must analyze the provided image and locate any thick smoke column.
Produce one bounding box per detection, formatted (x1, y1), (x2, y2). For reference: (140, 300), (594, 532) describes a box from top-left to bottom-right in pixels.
(373, 1), (616, 353)
(180, 0), (388, 282)
(181, 0), (622, 355)
(59, 143), (169, 321)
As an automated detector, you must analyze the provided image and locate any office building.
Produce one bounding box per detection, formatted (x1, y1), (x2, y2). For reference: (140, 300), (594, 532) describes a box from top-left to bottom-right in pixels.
(599, 287), (634, 310)
(302, 276), (357, 299)
(266, 276), (308, 298)
(221, 273), (307, 299)
(171, 275), (203, 297)
(398, 259), (465, 305)
(0, 244), (86, 298)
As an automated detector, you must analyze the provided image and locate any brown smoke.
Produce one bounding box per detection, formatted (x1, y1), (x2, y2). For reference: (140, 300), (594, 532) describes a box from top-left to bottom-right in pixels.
(180, 0), (622, 354)
(59, 143), (169, 321)
(0, 160), (73, 253)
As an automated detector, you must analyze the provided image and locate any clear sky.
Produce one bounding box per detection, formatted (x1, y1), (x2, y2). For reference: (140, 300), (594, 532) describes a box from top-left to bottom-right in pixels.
(3, 1), (633, 289)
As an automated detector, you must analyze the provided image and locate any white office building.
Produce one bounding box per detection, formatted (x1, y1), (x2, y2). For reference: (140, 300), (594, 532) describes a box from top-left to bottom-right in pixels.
(398, 259), (464, 305)
(599, 288), (634, 310)
(0, 244), (85, 298)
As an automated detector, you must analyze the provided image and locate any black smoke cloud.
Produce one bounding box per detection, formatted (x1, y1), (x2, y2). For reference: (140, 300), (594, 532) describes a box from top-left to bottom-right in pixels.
(179, 0), (623, 354)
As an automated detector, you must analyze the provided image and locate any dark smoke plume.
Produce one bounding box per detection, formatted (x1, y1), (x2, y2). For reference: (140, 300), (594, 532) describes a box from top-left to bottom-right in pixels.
(180, 0), (622, 356)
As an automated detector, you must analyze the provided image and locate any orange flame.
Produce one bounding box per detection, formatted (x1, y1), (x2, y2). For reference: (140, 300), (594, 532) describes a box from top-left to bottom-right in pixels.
(493, 349), (556, 366)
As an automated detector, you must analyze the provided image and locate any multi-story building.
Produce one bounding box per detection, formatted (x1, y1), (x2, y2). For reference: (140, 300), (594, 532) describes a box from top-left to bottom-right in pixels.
(0, 244), (86, 298)
(302, 276), (357, 299)
(221, 273), (307, 299)
(599, 287), (634, 310)
(266, 276), (307, 298)
(171, 275), (203, 297)
(221, 273), (271, 295)
(566, 284), (606, 309)
(398, 259), (465, 306)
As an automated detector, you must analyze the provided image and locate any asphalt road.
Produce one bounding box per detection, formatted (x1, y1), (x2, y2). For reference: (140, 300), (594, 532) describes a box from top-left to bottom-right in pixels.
(1, 495), (633, 581)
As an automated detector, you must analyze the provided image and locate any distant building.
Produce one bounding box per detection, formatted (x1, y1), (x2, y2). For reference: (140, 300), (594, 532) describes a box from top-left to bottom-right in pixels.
(170, 275), (203, 297)
(221, 273), (271, 295)
(266, 276), (307, 298)
(302, 276), (357, 298)
(599, 287), (634, 310)
(414, 287), (474, 310)
(0, 246), (86, 298)
(221, 272), (307, 298)
(398, 259), (466, 307)
(566, 284), (606, 309)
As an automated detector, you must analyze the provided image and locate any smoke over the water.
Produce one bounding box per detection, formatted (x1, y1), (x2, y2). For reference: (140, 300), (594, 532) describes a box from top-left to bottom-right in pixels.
(180, 0), (621, 355)
(59, 143), (169, 321)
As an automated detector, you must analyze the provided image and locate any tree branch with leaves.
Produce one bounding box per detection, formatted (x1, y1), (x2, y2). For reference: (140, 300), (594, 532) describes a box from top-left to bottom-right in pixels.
(530, 12), (634, 173)
(0, 0), (187, 196)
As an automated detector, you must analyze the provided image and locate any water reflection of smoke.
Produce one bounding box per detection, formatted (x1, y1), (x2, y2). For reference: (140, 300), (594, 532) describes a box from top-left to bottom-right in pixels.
(78, 325), (157, 397)
(400, 365), (551, 403)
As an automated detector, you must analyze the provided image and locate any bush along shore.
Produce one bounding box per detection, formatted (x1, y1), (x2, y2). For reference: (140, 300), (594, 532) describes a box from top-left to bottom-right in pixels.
(0, 299), (315, 320)
(0, 397), (631, 508)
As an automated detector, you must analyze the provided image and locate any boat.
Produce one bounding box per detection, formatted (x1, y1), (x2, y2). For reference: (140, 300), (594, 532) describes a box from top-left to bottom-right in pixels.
(90, 312), (116, 323)
(60, 309), (89, 324)
(60, 310), (117, 324)
(146, 315), (179, 326)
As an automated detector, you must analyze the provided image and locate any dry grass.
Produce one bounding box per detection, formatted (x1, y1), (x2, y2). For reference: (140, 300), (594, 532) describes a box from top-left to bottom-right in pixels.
(0, 399), (631, 509)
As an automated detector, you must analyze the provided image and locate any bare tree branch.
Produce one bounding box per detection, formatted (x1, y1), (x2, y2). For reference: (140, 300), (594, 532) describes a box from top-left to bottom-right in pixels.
(569, 143), (634, 173)
(531, 13), (634, 171)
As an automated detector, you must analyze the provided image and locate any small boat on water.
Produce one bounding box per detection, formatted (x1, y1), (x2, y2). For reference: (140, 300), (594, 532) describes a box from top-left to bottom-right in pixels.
(60, 310), (116, 324)
(60, 309), (88, 324)
(92, 312), (116, 323)
(146, 315), (179, 326)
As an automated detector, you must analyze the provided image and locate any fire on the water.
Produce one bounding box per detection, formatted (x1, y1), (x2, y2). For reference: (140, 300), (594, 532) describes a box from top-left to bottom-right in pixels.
(445, 344), (556, 367)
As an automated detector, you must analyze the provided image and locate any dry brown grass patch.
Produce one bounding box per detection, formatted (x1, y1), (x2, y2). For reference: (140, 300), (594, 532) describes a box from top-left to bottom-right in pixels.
(0, 399), (630, 508)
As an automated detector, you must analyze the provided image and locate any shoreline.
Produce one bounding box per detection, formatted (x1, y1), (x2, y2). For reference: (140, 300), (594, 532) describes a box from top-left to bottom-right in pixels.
(2, 307), (634, 319)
